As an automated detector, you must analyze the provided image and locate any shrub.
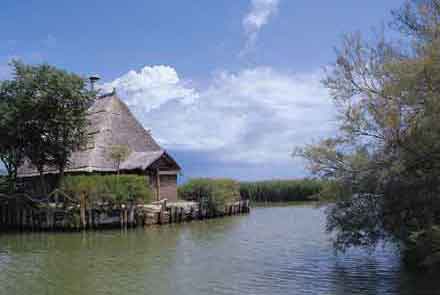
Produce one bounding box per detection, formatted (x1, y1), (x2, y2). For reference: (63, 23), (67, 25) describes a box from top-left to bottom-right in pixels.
(239, 179), (323, 203)
(61, 174), (153, 204)
(178, 178), (241, 213)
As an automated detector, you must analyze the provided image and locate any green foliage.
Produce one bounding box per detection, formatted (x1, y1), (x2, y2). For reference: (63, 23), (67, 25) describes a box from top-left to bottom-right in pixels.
(295, 0), (440, 268)
(178, 178), (241, 213)
(0, 71), (28, 192)
(404, 226), (440, 268)
(61, 174), (153, 204)
(0, 60), (93, 194)
(108, 145), (131, 173)
(239, 179), (323, 202)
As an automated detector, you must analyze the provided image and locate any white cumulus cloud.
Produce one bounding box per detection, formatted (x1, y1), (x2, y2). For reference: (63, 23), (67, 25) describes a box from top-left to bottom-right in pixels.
(100, 65), (199, 112)
(103, 65), (336, 165)
(242, 0), (280, 55)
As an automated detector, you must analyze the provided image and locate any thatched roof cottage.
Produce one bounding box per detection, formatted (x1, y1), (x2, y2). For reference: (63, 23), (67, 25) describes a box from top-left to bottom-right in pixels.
(17, 92), (181, 201)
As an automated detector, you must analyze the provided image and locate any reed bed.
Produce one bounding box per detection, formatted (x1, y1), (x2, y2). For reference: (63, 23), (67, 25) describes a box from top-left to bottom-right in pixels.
(239, 179), (323, 203)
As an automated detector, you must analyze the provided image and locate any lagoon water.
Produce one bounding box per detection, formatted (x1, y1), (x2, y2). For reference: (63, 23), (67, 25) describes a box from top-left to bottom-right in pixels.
(0, 205), (438, 295)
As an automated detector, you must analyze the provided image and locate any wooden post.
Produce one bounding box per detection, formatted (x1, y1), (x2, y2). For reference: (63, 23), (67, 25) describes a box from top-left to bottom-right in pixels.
(11, 201), (15, 228)
(89, 208), (93, 229)
(30, 209), (34, 231)
(129, 204), (135, 227)
(198, 202), (202, 220)
(9, 202), (13, 227)
(22, 208), (27, 230)
(189, 206), (193, 221)
(52, 209), (57, 230)
(16, 206), (20, 230)
(3, 203), (7, 227)
(80, 193), (87, 230)
(120, 206), (124, 228)
(156, 169), (161, 201)
(0, 203), (3, 229)
(159, 206), (163, 224)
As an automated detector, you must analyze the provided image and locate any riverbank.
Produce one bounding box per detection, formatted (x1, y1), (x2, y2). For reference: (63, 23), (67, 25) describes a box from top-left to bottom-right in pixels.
(0, 199), (250, 232)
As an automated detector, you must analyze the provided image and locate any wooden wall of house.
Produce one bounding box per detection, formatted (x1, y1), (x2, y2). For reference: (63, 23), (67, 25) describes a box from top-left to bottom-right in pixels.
(148, 171), (159, 201)
(160, 174), (178, 202)
(147, 153), (180, 202)
(148, 172), (178, 202)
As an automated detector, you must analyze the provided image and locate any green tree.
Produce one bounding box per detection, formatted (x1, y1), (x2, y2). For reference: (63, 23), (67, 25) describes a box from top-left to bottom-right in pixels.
(0, 61), (93, 195)
(0, 79), (28, 193)
(41, 64), (93, 188)
(109, 145), (131, 175)
(296, 0), (440, 268)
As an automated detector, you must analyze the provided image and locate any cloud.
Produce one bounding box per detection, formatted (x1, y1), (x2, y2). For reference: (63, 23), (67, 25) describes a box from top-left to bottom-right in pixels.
(0, 63), (11, 80)
(100, 65), (199, 113)
(103, 65), (336, 166)
(0, 57), (17, 80)
(241, 0), (280, 55)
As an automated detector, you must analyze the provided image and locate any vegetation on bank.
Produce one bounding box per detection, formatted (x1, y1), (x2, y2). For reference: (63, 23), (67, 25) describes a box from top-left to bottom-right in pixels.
(178, 178), (324, 208)
(296, 0), (440, 269)
(178, 178), (241, 214)
(61, 174), (153, 204)
(59, 174), (153, 228)
(239, 179), (323, 203)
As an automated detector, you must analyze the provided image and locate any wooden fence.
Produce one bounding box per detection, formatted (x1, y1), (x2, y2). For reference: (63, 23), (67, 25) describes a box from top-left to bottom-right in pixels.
(0, 198), (250, 232)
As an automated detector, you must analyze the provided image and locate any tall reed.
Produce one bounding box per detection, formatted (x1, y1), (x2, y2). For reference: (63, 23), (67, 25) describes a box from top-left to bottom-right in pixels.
(239, 179), (323, 203)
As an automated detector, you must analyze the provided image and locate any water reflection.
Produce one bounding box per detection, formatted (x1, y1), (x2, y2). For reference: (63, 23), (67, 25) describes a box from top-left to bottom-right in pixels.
(0, 206), (438, 295)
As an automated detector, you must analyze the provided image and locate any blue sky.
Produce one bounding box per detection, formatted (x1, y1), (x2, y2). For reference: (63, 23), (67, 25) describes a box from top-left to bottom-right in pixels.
(0, 0), (404, 180)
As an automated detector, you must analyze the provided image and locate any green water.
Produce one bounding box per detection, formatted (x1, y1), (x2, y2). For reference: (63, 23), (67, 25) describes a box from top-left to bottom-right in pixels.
(0, 205), (438, 295)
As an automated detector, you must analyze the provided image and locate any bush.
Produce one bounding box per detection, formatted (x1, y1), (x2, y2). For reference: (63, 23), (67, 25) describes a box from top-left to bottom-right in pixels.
(61, 174), (153, 204)
(239, 179), (323, 203)
(178, 178), (241, 213)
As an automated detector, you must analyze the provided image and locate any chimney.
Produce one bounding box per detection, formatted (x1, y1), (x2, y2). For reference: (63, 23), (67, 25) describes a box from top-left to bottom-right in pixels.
(89, 74), (100, 92)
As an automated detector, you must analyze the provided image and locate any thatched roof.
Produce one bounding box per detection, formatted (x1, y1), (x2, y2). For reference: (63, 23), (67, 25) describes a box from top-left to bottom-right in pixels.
(17, 93), (181, 177)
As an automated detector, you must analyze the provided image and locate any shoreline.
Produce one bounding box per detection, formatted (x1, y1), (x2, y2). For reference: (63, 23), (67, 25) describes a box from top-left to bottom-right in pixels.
(0, 199), (250, 233)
